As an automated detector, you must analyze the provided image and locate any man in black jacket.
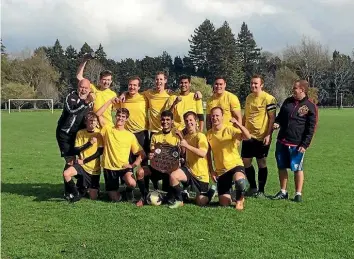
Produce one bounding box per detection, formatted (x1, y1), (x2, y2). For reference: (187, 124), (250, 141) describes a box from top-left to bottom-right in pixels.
(272, 80), (318, 202)
(56, 79), (94, 167)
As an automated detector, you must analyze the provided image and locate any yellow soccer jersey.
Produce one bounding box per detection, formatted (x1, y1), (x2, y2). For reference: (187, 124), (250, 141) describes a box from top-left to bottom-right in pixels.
(91, 84), (117, 127)
(166, 93), (204, 130)
(184, 132), (209, 183)
(206, 91), (241, 126)
(244, 91), (277, 140)
(75, 128), (103, 175)
(118, 93), (149, 133)
(150, 129), (180, 150)
(206, 125), (243, 176)
(101, 126), (142, 170)
(143, 89), (172, 132)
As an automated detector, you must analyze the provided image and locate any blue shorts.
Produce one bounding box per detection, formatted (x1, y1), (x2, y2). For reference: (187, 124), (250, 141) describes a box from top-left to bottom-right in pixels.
(275, 141), (305, 172)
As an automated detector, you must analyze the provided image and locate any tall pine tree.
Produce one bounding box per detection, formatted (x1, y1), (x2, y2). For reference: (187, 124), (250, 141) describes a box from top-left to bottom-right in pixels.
(78, 42), (94, 58)
(47, 39), (67, 83)
(236, 22), (262, 101)
(65, 45), (79, 89)
(95, 43), (107, 63)
(188, 19), (215, 80)
(210, 21), (243, 96)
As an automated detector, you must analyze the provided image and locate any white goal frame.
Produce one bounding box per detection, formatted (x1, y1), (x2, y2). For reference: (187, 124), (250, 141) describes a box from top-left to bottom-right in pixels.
(8, 99), (54, 114)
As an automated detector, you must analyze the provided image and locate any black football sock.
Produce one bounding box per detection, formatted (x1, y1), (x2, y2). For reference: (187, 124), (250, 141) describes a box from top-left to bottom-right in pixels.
(67, 179), (79, 196)
(63, 178), (70, 194)
(144, 176), (150, 192)
(258, 167), (268, 193)
(245, 165), (257, 190)
(172, 184), (183, 201)
(137, 179), (148, 200)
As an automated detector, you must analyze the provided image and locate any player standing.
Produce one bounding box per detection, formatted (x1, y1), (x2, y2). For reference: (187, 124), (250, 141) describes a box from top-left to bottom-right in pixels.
(168, 111), (215, 208)
(206, 107), (251, 210)
(272, 80), (318, 202)
(166, 75), (204, 131)
(77, 55), (117, 126)
(63, 112), (103, 202)
(135, 110), (181, 207)
(242, 75), (277, 197)
(56, 79), (94, 176)
(206, 76), (242, 130)
(96, 103), (145, 202)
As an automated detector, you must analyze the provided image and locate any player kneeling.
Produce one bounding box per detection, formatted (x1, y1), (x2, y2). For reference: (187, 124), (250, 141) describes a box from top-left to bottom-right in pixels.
(207, 107), (252, 211)
(169, 111), (215, 208)
(63, 112), (103, 202)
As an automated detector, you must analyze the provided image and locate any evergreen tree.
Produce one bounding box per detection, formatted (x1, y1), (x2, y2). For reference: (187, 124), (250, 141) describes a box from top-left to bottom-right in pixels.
(236, 22), (262, 101)
(95, 43), (107, 62)
(188, 19), (215, 80)
(46, 39), (67, 85)
(182, 56), (196, 76)
(1, 39), (6, 56)
(78, 42), (94, 58)
(210, 21), (243, 96)
(65, 45), (79, 89)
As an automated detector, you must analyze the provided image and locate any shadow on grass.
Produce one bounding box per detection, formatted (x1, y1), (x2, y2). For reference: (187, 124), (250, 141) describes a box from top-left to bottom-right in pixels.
(1, 182), (66, 202)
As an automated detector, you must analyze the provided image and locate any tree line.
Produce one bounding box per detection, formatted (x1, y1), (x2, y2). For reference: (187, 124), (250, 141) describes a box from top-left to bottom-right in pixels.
(2, 19), (354, 109)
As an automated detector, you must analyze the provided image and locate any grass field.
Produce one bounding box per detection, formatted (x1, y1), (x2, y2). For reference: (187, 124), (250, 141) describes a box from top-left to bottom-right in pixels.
(1, 109), (354, 259)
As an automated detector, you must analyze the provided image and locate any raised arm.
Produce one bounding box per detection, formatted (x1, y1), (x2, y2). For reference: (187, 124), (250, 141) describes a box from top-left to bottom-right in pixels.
(230, 117), (251, 140)
(76, 56), (91, 81)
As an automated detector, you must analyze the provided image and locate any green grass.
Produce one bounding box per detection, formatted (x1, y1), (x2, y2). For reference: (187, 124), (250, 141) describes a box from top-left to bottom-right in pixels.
(2, 109), (354, 259)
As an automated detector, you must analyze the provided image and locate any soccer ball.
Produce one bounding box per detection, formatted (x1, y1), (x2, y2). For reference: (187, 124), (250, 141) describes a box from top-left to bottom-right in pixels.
(146, 191), (163, 206)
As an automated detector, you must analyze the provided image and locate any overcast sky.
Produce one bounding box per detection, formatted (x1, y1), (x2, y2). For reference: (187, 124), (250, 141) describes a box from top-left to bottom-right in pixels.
(2, 0), (354, 60)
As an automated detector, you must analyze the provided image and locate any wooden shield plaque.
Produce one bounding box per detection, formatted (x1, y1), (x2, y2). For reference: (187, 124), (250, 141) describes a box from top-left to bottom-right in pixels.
(150, 143), (180, 173)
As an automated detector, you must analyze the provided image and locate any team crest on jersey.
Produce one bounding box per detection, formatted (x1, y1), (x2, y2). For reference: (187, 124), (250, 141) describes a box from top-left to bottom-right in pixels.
(298, 105), (309, 117)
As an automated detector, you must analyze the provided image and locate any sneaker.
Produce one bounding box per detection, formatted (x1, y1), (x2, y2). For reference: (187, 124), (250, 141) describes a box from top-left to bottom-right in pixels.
(235, 197), (245, 211)
(294, 194), (302, 202)
(168, 200), (184, 209)
(181, 190), (190, 202)
(69, 194), (81, 203)
(256, 191), (266, 199)
(136, 198), (145, 207)
(246, 188), (258, 197)
(272, 191), (288, 200)
(126, 190), (135, 202)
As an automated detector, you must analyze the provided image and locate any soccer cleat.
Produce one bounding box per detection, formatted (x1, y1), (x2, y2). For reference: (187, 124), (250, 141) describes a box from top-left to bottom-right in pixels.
(235, 197), (245, 211)
(168, 201), (184, 209)
(69, 194), (81, 203)
(256, 191), (266, 199)
(246, 188), (258, 197)
(272, 191), (288, 200)
(136, 198), (146, 207)
(64, 193), (73, 201)
(294, 194), (302, 202)
(181, 190), (190, 202)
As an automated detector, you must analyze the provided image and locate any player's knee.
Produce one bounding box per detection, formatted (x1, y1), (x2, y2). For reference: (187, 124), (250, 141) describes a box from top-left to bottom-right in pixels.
(89, 189), (98, 200)
(136, 168), (145, 180)
(235, 178), (246, 192)
(242, 158), (252, 168)
(219, 195), (231, 206)
(256, 158), (267, 168)
(196, 195), (208, 206)
(63, 170), (72, 180)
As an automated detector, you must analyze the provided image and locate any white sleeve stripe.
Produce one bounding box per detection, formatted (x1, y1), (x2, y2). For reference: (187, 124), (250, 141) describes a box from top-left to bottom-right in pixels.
(266, 104), (277, 110)
(65, 93), (86, 113)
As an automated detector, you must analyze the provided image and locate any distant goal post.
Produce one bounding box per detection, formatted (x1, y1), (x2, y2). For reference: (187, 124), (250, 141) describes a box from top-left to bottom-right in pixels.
(8, 99), (54, 114)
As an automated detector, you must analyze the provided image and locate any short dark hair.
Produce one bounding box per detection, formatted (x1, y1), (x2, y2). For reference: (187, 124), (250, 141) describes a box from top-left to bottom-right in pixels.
(214, 76), (226, 83)
(210, 106), (224, 115)
(116, 108), (129, 118)
(183, 111), (197, 121)
(161, 110), (173, 120)
(179, 74), (191, 83)
(128, 76), (142, 87)
(85, 111), (98, 121)
(100, 70), (113, 80)
(251, 74), (264, 85)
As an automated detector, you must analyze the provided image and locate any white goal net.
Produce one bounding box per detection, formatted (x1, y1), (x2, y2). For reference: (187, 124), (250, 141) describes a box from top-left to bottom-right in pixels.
(8, 99), (54, 114)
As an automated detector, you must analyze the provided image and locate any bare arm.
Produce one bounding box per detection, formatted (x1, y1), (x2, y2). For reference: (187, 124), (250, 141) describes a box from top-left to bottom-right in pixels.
(207, 146), (217, 182)
(230, 118), (251, 140)
(76, 59), (89, 81)
(132, 150), (146, 168)
(180, 139), (207, 158)
(95, 98), (117, 127)
(206, 114), (212, 130)
(231, 110), (243, 125)
(198, 120), (204, 132)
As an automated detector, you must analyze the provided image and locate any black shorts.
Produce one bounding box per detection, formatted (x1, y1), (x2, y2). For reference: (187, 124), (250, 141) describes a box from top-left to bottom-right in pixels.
(181, 166), (209, 194)
(241, 138), (270, 159)
(147, 165), (170, 192)
(217, 166), (245, 196)
(129, 130), (150, 164)
(73, 164), (100, 190)
(103, 168), (133, 191)
(56, 128), (76, 158)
